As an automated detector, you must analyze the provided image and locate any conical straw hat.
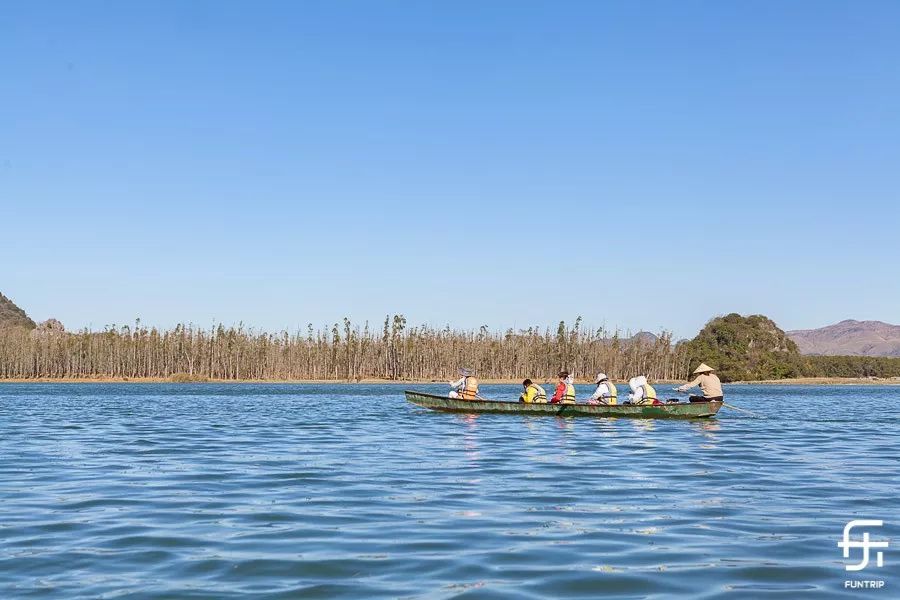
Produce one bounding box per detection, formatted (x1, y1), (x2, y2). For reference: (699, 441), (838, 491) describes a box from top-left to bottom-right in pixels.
(693, 363), (714, 374)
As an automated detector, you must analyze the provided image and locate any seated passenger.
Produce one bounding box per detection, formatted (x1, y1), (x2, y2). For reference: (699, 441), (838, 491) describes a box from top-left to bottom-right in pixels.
(519, 378), (548, 403)
(449, 368), (479, 400)
(550, 370), (576, 404)
(587, 373), (617, 405)
(627, 376), (659, 405)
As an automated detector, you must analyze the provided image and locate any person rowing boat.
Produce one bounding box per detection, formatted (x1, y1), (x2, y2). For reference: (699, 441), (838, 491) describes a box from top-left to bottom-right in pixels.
(675, 363), (724, 403)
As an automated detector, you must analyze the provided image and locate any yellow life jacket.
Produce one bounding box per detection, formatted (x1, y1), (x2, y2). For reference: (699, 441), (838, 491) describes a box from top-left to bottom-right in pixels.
(639, 383), (657, 404)
(605, 381), (618, 405)
(523, 383), (547, 404)
(459, 376), (479, 400)
(562, 382), (576, 404)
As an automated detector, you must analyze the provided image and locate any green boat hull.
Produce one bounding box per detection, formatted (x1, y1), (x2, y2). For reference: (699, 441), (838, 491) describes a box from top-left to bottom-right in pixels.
(405, 391), (722, 419)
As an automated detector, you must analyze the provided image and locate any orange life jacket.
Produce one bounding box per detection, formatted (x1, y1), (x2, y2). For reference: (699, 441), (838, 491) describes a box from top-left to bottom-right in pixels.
(459, 376), (479, 400)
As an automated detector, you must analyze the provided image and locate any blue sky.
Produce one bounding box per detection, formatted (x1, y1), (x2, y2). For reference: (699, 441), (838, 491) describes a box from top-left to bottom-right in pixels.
(2, 1), (899, 338)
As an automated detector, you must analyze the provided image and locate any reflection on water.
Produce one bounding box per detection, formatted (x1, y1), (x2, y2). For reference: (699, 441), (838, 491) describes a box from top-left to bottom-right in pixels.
(691, 419), (721, 450)
(556, 416), (575, 433)
(629, 418), (656, 433)
(594, 419), (620, 440)
(0, 382), (898, 599)
(461, 414), (481, 463)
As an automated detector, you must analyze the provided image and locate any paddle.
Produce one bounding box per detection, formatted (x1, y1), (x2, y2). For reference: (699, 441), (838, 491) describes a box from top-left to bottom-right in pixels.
(671, 387), (764, 418)
(720, 402), (765, 418)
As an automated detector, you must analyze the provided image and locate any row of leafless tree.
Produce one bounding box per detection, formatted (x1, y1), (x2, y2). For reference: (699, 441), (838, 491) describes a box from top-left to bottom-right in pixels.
(0, 316), (692, 381)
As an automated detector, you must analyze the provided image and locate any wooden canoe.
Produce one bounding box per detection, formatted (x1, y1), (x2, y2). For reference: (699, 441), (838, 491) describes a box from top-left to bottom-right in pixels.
(405, 390), (722, 419)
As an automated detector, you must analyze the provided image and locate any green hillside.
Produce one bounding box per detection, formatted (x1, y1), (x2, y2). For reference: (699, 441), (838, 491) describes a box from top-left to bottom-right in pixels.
(684, 313), (804, 381)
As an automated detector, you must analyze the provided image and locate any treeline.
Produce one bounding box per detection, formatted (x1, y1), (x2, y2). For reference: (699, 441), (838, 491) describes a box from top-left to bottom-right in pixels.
(0, 316), (691, 382)
(802, 355), (900, 379)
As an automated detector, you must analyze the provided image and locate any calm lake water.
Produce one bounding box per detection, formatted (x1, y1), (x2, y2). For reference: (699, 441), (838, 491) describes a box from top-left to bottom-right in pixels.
(0, 383), (897, 599)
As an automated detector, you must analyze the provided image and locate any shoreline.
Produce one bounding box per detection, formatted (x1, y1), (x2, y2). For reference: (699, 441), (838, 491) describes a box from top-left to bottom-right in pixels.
(0, 377), (675, 385)
(730, 376), (900, 385)
(0, 376), (898, 385)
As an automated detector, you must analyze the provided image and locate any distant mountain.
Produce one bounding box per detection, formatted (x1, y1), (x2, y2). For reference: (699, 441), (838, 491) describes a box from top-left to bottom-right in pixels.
(629, 331), (659, 345)
(0, 292), (36, 330)
(787, 320), (900, 357)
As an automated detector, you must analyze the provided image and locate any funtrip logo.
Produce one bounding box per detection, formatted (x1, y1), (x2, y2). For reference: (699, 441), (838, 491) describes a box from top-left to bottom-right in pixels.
(839, 520), (889, 591)
(839, 520), (889, 572)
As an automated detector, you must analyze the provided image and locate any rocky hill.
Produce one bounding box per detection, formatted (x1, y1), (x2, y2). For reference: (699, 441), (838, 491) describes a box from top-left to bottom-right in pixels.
(0, 292), (36, 330)
(788, 320), (900, 357)
(684, 313), (802, 381)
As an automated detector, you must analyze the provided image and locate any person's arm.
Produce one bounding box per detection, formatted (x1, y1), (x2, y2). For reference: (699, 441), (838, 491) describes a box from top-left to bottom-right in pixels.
(676, 376), (702, 392)
(630, 387), (644, 403)
(590, 384), (604, 401)
(449, 377), (466, 390)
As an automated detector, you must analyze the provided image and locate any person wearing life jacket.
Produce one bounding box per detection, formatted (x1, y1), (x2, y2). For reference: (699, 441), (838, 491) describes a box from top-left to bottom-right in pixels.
(519, 379), (548, 404)
(587, 373), (617, 405)
(550, 370), (576, 404)
(628, 375), (659, 405)
(449, 368), (479, 400)
(676, 363), (724, 403)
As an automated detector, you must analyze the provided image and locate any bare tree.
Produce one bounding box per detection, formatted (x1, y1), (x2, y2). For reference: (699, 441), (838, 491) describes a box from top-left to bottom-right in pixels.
(0, 315), (690, 382)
